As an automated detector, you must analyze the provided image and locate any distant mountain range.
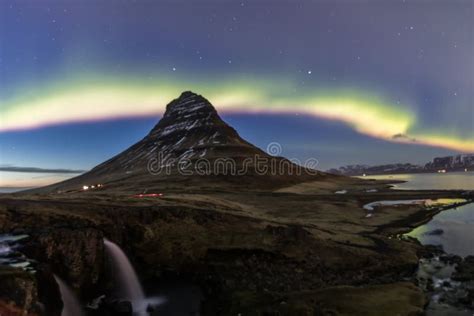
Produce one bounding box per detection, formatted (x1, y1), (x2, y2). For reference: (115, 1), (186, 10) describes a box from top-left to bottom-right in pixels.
(327, 154), (474, 176)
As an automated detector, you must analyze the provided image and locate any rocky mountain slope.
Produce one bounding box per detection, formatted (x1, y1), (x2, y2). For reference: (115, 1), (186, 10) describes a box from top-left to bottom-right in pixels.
(327, 163), (423, 176)
(32, 91), (333, 194)
(425, 154), (474, 171)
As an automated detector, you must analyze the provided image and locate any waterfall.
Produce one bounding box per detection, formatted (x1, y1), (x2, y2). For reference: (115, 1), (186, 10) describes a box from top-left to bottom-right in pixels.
(53, 275), (84, 316)
(104, 239), (166, 315)
(103, 238), (146, 302)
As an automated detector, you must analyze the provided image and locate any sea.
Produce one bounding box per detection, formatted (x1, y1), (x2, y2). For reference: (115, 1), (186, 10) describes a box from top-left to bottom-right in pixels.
(0, 187), (35, 194)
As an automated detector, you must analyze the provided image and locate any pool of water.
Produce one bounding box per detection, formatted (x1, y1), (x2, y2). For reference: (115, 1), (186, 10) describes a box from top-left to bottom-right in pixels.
(363, 198), (467, 211)
(406, 203), (474, 257)
(147, 280), (202, 316)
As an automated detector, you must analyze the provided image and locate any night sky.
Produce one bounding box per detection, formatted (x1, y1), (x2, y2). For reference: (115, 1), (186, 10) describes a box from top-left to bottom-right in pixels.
(0, 0), (473, 187)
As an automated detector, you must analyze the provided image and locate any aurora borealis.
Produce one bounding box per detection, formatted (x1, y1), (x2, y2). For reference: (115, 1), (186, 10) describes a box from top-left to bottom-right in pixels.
(0, 0), (473, 187)
(1, 76), (415, 139)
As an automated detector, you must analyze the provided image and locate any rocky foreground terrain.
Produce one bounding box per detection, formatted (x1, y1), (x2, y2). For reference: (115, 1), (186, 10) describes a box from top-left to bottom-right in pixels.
(1, 92), (473, 315)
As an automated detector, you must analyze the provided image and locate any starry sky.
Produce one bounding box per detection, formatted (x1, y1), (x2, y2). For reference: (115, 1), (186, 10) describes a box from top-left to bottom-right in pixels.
(0, 0), (473, 187)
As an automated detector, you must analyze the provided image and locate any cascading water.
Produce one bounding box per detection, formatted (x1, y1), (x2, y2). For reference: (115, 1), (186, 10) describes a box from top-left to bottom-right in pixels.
(104, 239), (167, 315)
(104, 238), (145, 302)
(105, 238), (166, 315)
(53, 275), (84, 316)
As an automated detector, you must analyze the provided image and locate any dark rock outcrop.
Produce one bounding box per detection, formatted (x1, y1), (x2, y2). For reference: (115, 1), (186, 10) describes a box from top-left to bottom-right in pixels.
(23, 227), (105, 292)
(0, 266), (39, 316)
(453, 256), (474, 282)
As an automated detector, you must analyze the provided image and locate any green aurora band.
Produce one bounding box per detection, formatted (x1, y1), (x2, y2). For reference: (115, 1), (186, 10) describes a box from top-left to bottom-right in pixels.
(0, 74), (472, 152)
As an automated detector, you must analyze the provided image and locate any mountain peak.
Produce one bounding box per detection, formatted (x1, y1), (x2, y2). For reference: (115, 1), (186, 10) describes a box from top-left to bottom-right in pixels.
(163, 90), (216, 119)
(149, 91), (224, 141)
(179, 90), (199, 99)
(146, 91), (254, 153)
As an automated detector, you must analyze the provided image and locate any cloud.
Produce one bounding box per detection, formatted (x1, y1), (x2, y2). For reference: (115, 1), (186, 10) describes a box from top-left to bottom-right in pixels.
(392, 133), (418, 142)
(0, 165), (85, 174)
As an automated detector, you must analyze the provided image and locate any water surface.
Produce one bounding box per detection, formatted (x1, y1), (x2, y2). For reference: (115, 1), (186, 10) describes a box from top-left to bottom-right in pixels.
(362, 172), (473, 256)
(0, 187), (36, 193)
(363, 172), (474, 190)
(363, 172), (473, 256)
(406, 203), (474, 257)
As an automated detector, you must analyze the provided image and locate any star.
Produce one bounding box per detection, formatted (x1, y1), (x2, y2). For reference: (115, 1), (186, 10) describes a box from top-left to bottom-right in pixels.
(307, 70), (312, 74)
(172, 67), (176, 71)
